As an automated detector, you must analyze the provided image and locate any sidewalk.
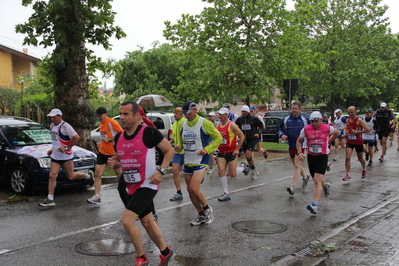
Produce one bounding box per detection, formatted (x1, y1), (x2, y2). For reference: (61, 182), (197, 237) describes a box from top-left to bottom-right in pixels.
(272, 196), (399, 265)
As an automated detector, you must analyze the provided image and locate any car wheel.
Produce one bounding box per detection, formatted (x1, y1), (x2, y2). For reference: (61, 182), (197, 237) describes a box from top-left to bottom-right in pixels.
(155, 147), (164, 165)
(10, 167), (31, 195)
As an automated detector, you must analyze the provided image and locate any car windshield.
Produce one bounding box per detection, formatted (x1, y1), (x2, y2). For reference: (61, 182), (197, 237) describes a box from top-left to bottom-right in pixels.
(1, 124), (51, 146)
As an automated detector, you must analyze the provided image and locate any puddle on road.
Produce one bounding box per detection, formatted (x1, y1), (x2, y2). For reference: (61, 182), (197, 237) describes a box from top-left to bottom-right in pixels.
(232, 220), (287, 234)
(75, 239), (134, 256)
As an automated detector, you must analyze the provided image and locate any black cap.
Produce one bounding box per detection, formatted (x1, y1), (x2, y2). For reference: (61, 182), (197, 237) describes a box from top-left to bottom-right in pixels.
(95, 107), (107, 116)
(365, 108), (373, 113)
(222, 104), (230, 109)
(182, 101), (197, 114)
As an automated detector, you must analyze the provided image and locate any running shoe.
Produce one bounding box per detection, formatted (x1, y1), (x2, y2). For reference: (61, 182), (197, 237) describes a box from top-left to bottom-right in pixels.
(390, 141), (393, 146)
(207, 167), (214, 174)
(263, 149), (268, 159)
(324, 182), (332, 195)
(159, 247), (175, 266)
(87, 170), (95, 186)
(240, 162), (250, 176)
(375, 147), (379, 152)
(368, 160), (373, 166)
(135, 254), (149, 266)
(38, 197), (55, 207)
(365, 152), (369, 161)
(307, 202), (318, 214)
(250, 170), (259, 180)
(287, 186), (295, 196)
(342, 174), (351, 181)
(326, 162), (331, 172)
(302, 174), (310, 189)
(379, 157), (384, 163)
(170, 192), (183, 201)
(218, 193), (231, 201)
(333, 156), (339, 161)
(153, 213), (159, 224)
(204, 206), (214, 225)
(361, 169), (367, 179)
(190, 212), (206, 226)
(86, 195), (101, 204)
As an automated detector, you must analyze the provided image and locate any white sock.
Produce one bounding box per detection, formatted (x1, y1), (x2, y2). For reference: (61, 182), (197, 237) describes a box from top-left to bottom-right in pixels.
(220, 176), (229, 194)
(48, 195), (54, 200)
(236, 166), (244, 175)
(95, 194), (101, 198)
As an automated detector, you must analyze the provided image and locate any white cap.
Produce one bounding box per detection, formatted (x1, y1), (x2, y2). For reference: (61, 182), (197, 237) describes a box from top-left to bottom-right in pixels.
(334, 109), (342, 114)
(47, 108), (63, 117)
(208, 112), (215, 116)
(241, 105), (250, 112)
(218, 108), (229, 115)
(381, 102), (387, 107)
(309, 111), (322, 121)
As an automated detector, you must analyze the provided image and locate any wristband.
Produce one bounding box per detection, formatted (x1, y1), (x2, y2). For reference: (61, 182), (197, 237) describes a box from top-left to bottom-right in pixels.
(108, 138), (112, 142)
(297, 151), (302, 155)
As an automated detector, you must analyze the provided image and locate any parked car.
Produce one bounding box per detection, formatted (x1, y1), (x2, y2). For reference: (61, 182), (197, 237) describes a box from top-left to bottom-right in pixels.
(90, 111), (175, 165)
(0, 116), (96, 195)
(263, 111), (290, 118)
(260, 116), (282, 143)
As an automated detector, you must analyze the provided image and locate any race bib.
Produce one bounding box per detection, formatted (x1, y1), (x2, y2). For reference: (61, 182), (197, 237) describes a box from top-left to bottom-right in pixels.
(122, 169), (140, 184)
(183, 141), (196, 151)
(348, 134), (356, 140)
(222, 137), (227, 145)
(50, 131), (57, 141)
(309, 144), (322, 154)
(100, 132), (106, 139)
(241, 124), (251, 130)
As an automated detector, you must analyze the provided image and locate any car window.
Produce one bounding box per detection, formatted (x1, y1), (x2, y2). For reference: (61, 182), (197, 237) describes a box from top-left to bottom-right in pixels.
(1, 124), (51, 146)
(149, 116), (165, 129)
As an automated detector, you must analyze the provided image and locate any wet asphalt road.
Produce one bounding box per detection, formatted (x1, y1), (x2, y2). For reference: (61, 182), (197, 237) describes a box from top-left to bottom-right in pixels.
(1, 146), (399, 265)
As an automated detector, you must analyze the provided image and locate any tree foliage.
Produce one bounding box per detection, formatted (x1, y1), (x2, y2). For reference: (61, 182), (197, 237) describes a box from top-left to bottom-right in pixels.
(164, 0), (304, 106)
(15, 0), (126, 149)
(0, 87), (21, 114)
(293, 0), (397, 114)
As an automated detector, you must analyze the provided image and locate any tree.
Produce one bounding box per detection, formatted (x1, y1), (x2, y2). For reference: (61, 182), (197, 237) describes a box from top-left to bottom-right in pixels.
(113, 43), (186, 105)
(293, 0), (397, 115)
(0, 87), (21, 115)
(16, 0), (126, 149)
(164, 0), (302, 106)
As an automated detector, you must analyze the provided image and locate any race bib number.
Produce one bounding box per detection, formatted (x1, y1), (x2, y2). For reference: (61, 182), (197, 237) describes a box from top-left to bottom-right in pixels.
(100, 132), (106, 139)
(183, 141), (196, 151)
(50, 131), (57, 141)
(241, 124), (251, 130)
(122, 169), (140, 184)
(348, 134), (356, 140)
(222, 137), (227, 145)
(309, 144), (322, 154)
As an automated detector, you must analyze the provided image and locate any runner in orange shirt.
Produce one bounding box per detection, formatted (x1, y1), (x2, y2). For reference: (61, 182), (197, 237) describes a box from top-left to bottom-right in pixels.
(87, 107), (123, 204)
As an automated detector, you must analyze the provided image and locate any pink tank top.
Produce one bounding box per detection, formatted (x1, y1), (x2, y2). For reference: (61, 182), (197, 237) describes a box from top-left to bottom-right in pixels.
(304, 124), (331, 155)
(116, 126), (158, 195)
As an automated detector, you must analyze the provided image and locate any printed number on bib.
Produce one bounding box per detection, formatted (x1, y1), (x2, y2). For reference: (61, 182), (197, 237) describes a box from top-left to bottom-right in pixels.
(50, 131), (57, 141)
(221, 137), (227, 145)
(348, 134), (356, 140)
(122, 169), (140, 184)
(309, 144), (322, 154)
(183, 141), (196, 151)
(241, 124), (251, 130)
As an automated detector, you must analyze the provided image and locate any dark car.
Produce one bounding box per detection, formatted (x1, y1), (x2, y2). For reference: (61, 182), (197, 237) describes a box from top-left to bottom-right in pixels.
(261, 116), (282, 143)
(263, 110), (290, 118)
(0, 116), (96, 195)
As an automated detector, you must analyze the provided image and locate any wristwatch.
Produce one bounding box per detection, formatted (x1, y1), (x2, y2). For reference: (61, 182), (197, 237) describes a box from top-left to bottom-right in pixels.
(158, 168), (166, 175)
(297, 151), (302, 155)
(108, 138), (112, 142)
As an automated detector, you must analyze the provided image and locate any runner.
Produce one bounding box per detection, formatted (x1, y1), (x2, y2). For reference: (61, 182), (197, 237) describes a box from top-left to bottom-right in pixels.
(343, 106), (370, 180)
(235, 105), (264, 180)
(87, 107), (123, 204)
(222, 103), (238, 123)
(174, 101), (222, 225)
(206, 111), (217, 174)
(216, 107), (249, 201)
(39, 108), (94, 207)
(250, 106), (268, 159)
(278, 102), (310, 195)
(374, 102), (396, 162)
(296, 111), (339, 214)
(107, 101), (175, 266)
(362, 109), (378, 167)
(169, 107), (185, 201)
(332, 109), (346, 162)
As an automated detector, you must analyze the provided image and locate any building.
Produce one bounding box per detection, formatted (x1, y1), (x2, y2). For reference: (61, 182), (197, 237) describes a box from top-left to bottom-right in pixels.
(0, 44), (41, 89)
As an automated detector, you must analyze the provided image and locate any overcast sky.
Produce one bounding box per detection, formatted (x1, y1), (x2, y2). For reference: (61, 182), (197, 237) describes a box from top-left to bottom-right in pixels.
(1, 0), (398, 85)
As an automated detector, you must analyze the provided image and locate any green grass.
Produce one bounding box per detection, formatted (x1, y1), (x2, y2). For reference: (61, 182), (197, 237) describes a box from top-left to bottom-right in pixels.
(103, 167), (118, 177)
(263, 142), (288, 150)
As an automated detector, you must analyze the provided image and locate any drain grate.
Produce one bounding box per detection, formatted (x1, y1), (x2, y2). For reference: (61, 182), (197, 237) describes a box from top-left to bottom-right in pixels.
(75, 239), (134, 256)
(232, 220), (287, 234)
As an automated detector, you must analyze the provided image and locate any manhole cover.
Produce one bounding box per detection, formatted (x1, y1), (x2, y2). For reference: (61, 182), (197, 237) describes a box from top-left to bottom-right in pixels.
(232, 220), (287, 234)
(75, 239), (134, 256)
